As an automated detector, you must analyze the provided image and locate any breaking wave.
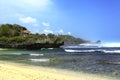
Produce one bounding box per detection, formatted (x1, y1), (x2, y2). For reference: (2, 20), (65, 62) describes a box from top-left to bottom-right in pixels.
(30, 54), (44, 56)
(103, 50), (120, 53)
(29, 59), (49, 62)
(65, 49), (96, 53)
(65, 49), (120, 53)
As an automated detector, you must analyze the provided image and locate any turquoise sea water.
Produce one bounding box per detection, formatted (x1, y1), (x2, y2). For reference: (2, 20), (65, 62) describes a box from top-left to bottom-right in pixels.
(0, 48), (120, 79)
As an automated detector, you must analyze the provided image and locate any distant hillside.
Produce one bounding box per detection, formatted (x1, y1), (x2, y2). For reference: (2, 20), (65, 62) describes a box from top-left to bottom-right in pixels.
(58, 35), (89, 45)
(0, 24), (88, 49)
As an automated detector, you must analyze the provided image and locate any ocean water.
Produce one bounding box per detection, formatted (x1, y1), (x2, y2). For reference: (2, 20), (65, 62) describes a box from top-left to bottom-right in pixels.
(0, 48), (120, 78)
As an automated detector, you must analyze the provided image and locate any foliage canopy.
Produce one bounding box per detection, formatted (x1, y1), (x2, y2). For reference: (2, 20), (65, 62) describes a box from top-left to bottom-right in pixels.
(0, 24), (88, 49)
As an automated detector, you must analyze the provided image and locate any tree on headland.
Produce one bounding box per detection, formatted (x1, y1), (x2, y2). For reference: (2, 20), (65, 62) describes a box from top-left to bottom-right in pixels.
(0, 24), (27, 37)
(0, 24), (88, 49)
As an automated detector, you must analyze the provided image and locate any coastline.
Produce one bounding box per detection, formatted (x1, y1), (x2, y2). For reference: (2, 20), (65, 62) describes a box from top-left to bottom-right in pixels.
(0, 48), (9, 50)
(0, 61), (118, 80)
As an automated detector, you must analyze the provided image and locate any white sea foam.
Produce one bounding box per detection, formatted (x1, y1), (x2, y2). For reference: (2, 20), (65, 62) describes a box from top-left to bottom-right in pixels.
(110, 62), (120, 64)
(30, 54), (44, 56)
(30, 59), (49, 62)
(102, 42), (120, 47)
(48, 48), (54, 50)
(103, 50), (120, 53)
(11, 53), (23, 55)
(41, 48), (45, 50)
(65, 49), (120, 53)
(79, 42), (120, 47)
(65, 49), (96, 53)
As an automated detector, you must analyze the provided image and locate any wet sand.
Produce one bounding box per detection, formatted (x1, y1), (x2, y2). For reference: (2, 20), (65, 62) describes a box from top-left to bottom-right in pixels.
(0, 61), (118, 80)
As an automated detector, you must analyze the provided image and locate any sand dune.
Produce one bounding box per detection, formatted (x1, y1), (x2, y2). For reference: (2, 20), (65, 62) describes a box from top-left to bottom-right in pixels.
(0, 61), (118, 80)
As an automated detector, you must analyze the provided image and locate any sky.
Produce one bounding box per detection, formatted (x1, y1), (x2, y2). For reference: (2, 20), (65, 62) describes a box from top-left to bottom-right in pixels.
(0, 0), (120, 43)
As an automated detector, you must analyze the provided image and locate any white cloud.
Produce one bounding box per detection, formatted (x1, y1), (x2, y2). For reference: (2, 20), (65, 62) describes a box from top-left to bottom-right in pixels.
(43, 29), (53, 34)
(42, 22), (50, 27)
(0, 0), (54, 23)
(16, 13), (39, 26)
(54, 29), (71, 35)
(19, 17), (37, 23)
(40, 29), (71, 35)
(0, 0), (53, 11)
(59, 29), (64, 33)
(68, 32), (71, 35)
(55, 29), (64, 34)
(16, 0), (52, 9)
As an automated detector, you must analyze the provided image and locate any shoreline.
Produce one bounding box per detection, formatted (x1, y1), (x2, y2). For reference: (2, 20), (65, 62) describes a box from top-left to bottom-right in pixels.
(0, 48), (9, 50)
(0, 61), (118, 80)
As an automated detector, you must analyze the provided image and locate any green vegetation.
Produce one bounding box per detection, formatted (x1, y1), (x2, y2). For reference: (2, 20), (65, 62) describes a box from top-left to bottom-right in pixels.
(57, 35), (89, 45)
(0, 24), (87, 49)
(0, 24), (27, 37)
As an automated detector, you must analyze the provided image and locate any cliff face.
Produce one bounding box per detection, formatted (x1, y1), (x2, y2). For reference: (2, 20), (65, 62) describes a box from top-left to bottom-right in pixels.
(0, 43), (64, 49)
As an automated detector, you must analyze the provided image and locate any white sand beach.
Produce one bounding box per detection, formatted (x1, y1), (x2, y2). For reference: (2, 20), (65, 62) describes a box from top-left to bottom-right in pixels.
(0, 61), (118, 80)
(0, 48), (9, 50)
